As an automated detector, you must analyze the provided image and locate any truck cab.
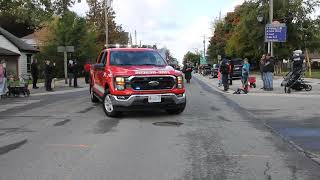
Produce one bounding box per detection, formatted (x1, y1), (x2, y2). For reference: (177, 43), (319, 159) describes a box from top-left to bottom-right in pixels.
(90, 46), (186, 117)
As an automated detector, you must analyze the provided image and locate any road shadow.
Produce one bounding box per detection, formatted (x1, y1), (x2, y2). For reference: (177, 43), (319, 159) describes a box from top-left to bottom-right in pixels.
(122, 110), (172, 119)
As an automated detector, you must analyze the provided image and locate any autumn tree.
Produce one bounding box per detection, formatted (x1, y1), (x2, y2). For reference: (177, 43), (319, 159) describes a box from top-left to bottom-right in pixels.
(87, 0), (128, 45)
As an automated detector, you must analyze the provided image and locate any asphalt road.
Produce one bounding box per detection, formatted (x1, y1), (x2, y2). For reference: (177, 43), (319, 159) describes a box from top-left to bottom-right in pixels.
(0, 77), (320, 180)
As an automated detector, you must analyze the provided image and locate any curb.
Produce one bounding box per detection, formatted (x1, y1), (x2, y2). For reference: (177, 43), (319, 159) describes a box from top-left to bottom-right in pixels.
(31, 87), (87, 96)
(194, 74), (320, 98)
(195, 74), (320, 165)
(263, 123), (320, 166)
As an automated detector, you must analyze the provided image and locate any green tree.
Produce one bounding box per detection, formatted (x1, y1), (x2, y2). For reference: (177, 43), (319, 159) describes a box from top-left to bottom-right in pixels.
(36, 12), (100, 77)
(183, 51), (200, 65)
(208, 0), (320, 65)
(87, 0), (129, 45)
(0, 0), (53, 37)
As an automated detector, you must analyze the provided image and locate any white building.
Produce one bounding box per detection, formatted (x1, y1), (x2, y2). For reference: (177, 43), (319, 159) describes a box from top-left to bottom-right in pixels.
(0, 27), (39, 76)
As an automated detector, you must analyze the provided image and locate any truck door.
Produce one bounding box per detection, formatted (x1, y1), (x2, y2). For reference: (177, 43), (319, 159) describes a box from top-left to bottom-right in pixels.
(93, 51), (107, 96)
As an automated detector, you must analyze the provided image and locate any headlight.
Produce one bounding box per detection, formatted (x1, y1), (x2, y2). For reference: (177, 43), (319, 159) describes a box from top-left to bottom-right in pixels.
(177, 76), (184, 89)
(115, 77), (126, 90)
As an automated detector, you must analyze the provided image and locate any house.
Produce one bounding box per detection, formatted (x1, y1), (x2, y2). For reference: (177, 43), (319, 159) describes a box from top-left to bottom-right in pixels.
(21, 33), (39, 49)
(0, 27), (39, 77)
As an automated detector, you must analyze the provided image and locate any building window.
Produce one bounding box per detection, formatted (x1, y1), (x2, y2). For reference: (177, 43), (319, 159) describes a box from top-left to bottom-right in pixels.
(27, 54), (32, 73)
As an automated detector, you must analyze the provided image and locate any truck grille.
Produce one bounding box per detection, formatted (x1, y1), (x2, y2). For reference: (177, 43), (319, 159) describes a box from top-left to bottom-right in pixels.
(130, 76), (176, 90)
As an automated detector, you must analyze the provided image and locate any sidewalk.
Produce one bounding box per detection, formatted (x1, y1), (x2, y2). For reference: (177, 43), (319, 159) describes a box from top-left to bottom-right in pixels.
(194, 73), (320, 95)
(28, 78), (88, 95)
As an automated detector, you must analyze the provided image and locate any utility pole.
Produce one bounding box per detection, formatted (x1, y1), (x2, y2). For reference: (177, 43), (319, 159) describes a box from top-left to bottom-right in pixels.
(203, 35), (206, 58)
(135, 30), (137, 45)
(105, 0), (108, 47)
(268, 0), (273, 56)
(105, 0), (113, 47)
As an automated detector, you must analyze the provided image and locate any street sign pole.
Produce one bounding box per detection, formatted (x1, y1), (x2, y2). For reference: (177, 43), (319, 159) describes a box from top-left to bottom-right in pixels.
(269, 0), (273, 56)
(105, 0), (113, 47)
(64, 51), (68, 84)
(58, 46), (74, 84)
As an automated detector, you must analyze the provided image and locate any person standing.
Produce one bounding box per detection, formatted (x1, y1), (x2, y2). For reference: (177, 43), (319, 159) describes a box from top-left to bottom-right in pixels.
(242, 58), (250, 93)
(0, 60), (8, 97)
(68, 60), (74, 87)
(73, 60), (78, 87)
(44, 60), (53, 91)
(31, 59), (39, 89)
(84, 60), (91, 84)
(260, 54), (266, 89)
(229, 60), (234, 85)
(220, 58), (230, 91)
(263, 54), (274, 91)
(182, 62), (193, 83)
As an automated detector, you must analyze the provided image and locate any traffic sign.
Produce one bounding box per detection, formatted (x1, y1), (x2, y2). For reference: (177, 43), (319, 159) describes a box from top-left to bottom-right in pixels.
(265, 23), (287, 42)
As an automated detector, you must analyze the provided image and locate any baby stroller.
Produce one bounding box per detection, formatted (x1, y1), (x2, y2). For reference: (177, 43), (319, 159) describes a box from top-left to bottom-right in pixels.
(7, 74), (30, 97)
(281, 51), (312, 94)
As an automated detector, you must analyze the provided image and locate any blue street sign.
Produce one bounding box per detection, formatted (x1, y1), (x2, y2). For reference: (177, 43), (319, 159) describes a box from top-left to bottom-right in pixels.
(265, 24), (287, 42)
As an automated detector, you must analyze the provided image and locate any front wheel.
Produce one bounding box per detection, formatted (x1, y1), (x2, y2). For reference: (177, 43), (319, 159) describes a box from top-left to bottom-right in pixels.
(305, 84), (312, 91)
(103, 89), (121, 117)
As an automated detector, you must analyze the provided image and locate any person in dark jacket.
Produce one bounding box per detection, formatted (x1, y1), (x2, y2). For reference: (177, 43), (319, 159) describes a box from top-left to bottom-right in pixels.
(73, 60), (78, 87)
(260, 54), (266, 89)
(263, 54), (274, 91)
(31, 59), (39, 89)
(44, 60), (54, 91)
(182, 62), (193, 83)
(220, 58), (230, 91)
(229, 60), (234, 85)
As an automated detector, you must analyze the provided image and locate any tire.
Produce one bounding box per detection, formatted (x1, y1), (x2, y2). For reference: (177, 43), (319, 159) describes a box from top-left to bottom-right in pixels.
(305, 84), (312, 91)
(26, 89), (30, 97)
(102, 89), (121, 117)
(166, 102), (186, 115)
(284, 87), (291, 94)
(90, 86), (99, 103)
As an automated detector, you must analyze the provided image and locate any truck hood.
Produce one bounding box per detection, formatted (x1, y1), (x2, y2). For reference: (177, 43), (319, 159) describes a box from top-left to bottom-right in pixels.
(110, 65), (181, 76)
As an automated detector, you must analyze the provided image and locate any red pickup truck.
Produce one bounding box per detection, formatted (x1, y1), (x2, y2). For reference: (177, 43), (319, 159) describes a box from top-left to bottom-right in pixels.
(90, 46), (186, 117)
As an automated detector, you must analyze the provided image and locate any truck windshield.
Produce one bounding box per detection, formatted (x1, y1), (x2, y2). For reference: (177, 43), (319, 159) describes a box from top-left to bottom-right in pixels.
(110, 51), (167, 66)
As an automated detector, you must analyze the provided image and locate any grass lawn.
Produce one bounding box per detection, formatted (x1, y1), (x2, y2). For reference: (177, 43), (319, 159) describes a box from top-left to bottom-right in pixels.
(279, 70), (320, 79)
(251, 70), (320, 79)
(305, 71), (320, 79)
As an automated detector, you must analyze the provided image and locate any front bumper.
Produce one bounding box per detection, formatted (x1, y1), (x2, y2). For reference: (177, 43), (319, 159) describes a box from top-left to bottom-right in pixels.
(110, 93), (186, 111)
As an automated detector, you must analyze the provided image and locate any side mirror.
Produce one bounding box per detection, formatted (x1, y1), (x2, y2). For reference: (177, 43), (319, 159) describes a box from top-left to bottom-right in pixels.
(93, 64), (105, 70)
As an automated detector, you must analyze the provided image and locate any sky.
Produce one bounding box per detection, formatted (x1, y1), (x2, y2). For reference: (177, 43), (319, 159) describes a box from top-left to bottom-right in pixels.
(71, 0), (245, 62)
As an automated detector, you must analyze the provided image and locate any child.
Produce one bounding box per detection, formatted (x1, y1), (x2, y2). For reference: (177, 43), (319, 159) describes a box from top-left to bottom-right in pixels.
(217, 68), (222, 87)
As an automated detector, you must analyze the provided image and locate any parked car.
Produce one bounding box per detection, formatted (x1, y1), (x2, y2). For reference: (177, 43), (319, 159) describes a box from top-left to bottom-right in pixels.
(230, 58), (244, 78)
(201, 65), (212, 76)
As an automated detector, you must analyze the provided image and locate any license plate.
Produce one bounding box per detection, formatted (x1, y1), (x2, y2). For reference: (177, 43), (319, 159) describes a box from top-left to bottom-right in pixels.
(148, 95), (161, 103)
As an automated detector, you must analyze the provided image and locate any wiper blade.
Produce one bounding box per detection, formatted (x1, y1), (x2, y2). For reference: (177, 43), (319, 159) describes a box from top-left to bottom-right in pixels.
(138, 64), (161, 66)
